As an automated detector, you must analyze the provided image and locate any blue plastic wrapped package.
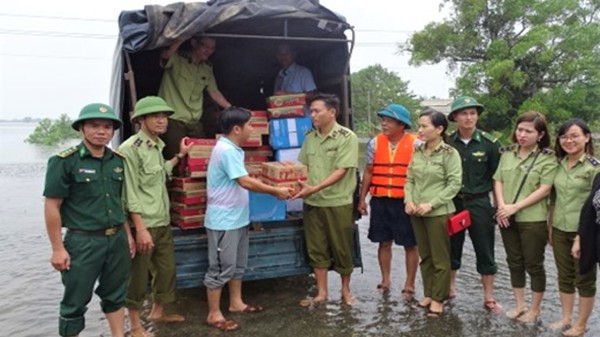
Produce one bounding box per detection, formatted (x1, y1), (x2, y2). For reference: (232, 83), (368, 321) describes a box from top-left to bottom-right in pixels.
(274, 147), (302, 162)
(249, 191), (286, 221)
(269, 117), (313, 150)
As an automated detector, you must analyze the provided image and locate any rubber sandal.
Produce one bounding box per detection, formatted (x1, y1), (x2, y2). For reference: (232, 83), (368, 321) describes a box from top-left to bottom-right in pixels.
(230, 304), (264, 313)
(427, 308), (442, 318)
(206, 319), (240, 331)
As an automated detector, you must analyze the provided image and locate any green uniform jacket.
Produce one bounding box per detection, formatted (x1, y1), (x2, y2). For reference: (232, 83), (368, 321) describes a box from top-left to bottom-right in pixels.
(298, 123), (358, 207)
(119, 131), (174, 228)
(552, 154), (600, 232)
(405, 141), (462, 216)
(43, 143), (126, 230)
(493, 145), (558, 222)
(448, 129), (500, 194)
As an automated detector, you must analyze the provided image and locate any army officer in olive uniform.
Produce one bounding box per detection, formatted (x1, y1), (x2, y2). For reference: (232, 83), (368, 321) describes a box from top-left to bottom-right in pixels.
(43, 103), (134, 337)
(447, 96), (503, 313)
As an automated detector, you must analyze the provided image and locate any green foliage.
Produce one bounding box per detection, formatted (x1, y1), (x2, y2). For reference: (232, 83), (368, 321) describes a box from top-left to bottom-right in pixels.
(402, 0), (600, 133)
(26, 114), (80, 146)
(350, 64), (421, 137)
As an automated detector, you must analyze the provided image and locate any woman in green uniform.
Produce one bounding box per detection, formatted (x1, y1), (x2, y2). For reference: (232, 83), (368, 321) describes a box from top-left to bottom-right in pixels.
(493, 111), (557, 323)
(405, 109), (462, 317)
(549, 119), (599, 336)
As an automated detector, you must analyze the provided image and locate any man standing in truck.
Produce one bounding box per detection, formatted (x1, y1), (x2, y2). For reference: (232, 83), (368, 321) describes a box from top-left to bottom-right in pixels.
(158, 36), (232, 159)
(204, 107), (292, 331)
(273, 43), (317, 95)
(295, 93), (359, 306)
(120, 96), (193, 337)
(43, 103), (134, 337)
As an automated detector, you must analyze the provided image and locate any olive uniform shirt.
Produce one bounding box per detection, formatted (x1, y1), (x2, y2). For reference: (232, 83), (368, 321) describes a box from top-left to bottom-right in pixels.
(119, 131), (174, 228)
(448, 129), (500, 194)
(43, 143), (126, 230)
(405, 141), (462, 217)
(158, 53), (218, 123)
(298, 122), (358, 207)
(493, 145), (558, 222)
(553, 154), (600, 232)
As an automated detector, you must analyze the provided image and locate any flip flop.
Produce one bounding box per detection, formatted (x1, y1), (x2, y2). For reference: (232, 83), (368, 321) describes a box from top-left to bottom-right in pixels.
(299, 297), (327, 308)
(230, 304), (264, 313)
(377, 284), (390, 293)
(427, 308), (442, 318)
(506, 308), (527, 320)
(401, 289), (415, 301)
(149, 314), (185, 322)
(206, 319), (240, 331)
(483, 300), (503, 314)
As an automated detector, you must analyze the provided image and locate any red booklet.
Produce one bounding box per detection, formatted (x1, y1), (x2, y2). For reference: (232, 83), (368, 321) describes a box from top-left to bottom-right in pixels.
(447, 210), (471, 236)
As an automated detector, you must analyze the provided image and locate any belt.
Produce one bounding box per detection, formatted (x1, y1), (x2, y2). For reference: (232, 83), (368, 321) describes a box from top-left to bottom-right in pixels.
(68, 225), (122, 236)
(457, 192), (489, 200)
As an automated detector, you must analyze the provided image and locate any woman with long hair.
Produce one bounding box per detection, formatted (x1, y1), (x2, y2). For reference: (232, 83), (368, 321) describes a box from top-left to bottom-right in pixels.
(550, 119), (599, 336)
(493, 111), (558, 322)
(405, 109), (462, 317)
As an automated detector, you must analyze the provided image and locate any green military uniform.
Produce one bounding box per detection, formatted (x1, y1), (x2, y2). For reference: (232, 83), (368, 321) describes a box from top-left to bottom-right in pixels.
(158, 53), (218, 158)
(405, 141), (462, 302)
(493, 145), (558, 291)
(120, 129), (178, 310)
(552, 154), (599, 296)
(44, 143), (130, 337)
(298, 122), (358, 274)
(448, 129), (500, 274)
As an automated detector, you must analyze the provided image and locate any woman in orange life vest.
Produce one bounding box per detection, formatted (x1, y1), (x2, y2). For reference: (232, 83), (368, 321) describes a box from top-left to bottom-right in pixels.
(358, 104), (419, 301)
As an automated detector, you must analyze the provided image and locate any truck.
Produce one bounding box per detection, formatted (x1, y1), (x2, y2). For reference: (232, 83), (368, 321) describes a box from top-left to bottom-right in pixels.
(109, 0), (362, 289)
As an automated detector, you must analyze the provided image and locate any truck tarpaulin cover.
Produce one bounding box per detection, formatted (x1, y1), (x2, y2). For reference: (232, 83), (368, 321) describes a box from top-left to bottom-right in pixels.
(118, 0), (350, 52)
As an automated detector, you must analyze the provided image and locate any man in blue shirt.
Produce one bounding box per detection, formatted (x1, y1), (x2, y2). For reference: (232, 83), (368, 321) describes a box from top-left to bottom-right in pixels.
(273, 44), (317, 95)
(204, 107), (292, 331)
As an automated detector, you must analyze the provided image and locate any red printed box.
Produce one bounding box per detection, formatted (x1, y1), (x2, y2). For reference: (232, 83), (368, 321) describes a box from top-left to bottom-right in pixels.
(245, 145), (273, 158)
(245, 163), (262, 178)
(267, 105), (305, 119)
(170, 190), (207, 205)
(261, 161), (308, 182)
(172, 214), (205, 230)
(266, 94), (306, 108)
(168, 177), (206, 192)
(250, 122), (269, 135)
(184, 138), (217, 146)
(251, 110), (268, 118)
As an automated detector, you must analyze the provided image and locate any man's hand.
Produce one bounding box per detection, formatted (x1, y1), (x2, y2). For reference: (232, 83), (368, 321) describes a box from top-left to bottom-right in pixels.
(293, 181), (317, 199)
(357, 199), (368, 216)
(274, 186), (293, 200)
(136, 228), (154, 254)
(51, 248), (71, 271)
(178, 137), (194, 156)
(572, 237), (581, 259)
(415, 203), (433, 216)
(127, 232), (137, 258)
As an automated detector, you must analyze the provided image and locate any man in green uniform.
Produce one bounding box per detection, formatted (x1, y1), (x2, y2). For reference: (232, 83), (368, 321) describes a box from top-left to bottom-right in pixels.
(43, 103), (134, 337)
(119, 96), (193, 337)
(295, 93), (359, 306)
(159, 36), (232, 159)
(447, 96), (503, 313)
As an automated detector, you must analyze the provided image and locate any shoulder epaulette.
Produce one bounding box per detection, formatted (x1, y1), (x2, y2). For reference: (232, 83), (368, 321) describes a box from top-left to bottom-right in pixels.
(480, 130), (498, 143)
(499, 145), (516, 153)
(541, 148), (555, 155)
(337, 128), (351, 137)
(306, 129), (317, 137)
(57, 146), (78, 158)
(587, 156), (600, 166)
(133, 138), (143, 148)
(113, 150), (126, 159)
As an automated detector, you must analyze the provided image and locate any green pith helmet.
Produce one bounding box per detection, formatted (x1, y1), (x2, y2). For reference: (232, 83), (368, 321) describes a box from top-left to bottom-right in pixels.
(448, 96), (484, 122)
(71, 103), (122, 130)
(376, 104), (412, 129)
(130, 96), (175, 122)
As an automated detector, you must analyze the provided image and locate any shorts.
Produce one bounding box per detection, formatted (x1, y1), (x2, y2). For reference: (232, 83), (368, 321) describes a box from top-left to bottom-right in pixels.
(368, 197), (416, 247)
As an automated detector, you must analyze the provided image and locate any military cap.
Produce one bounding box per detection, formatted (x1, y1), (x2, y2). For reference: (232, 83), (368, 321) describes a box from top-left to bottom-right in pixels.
(131, 96), (174, 122)
(71, 103), (122, 130)
(448, 96), (484, 122)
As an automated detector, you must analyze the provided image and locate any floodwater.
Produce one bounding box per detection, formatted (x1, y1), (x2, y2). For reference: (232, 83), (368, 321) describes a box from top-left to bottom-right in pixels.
(1, 122), (599, 337)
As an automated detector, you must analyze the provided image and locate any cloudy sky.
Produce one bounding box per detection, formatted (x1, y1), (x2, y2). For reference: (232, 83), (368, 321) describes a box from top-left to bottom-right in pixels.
(0, 0), (454, 120)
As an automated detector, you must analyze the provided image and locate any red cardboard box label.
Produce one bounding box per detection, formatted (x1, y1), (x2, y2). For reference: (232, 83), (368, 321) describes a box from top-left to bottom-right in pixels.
(266, 94), (306, 108)
(267, 105), (305, 119)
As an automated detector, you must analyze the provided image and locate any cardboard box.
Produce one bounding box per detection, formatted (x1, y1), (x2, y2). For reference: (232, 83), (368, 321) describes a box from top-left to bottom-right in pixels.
(172, 214), (205, 230)
(168, 177), (206, 192)
(250, 122), (269, 135)
(266, 94), (306, 108)
(249, 191), (286, 222)
(171, 191), (207, 205)
(251, 110), (268, 118)
(274, 148), (301, 162)
(267, 105), (305, 119)
(269, 117), (313, 150)
(184, 138), (217, 146)
(261, 161), (308, 182)
(217, 133), (263, 148)
(245, 163), (263, 178)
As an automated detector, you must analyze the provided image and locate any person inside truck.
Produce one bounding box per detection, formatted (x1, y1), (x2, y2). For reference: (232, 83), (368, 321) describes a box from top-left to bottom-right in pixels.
(273, 43), (317, 95)
(294, 93), (359, 307)
(204, 107), (292, 331)
(120, 96), (193, 337)
(158, 36), (232, 160)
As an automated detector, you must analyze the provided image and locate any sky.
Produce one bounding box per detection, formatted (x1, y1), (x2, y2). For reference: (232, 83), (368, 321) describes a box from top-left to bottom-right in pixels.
(0, 0), (454, 120)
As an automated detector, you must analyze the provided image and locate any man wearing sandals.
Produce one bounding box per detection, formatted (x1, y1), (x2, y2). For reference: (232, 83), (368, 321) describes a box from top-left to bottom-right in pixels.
(447, 96), (503, 313)
(204, 107), (292, 331)
(357, 104), (419, 300)
(120, 97), (193, 337)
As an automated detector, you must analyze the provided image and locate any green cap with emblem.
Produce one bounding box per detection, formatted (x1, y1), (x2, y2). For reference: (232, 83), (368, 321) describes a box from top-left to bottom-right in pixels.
(448, 96), (484, 122)
(131, 96), (175, 122)
(71, 103), (122, 130)
(376, 104), (412, 129)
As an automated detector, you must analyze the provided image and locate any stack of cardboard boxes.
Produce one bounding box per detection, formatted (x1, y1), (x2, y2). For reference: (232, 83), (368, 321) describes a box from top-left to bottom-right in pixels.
(169, 177), (207, 229)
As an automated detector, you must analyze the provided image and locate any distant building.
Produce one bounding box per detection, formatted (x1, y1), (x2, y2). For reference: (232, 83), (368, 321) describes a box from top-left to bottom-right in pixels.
(419, 99), (452, 115)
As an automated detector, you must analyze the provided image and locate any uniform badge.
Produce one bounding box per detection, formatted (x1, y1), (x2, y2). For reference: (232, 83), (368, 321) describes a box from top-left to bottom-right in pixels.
(114, 167), (123, 173)
(464, 98), (471, 103)
(99, 107), (108, 113)
(78, 168), (96, 174)
(134, 138), (143, 147)
(472, 151), (485, 157)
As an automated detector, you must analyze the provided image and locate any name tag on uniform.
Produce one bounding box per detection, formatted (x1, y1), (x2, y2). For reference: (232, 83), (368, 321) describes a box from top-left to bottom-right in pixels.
(78, 168), (96, 174)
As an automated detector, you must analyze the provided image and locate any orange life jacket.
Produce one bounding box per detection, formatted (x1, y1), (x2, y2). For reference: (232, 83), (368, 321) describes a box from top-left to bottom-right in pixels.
(369, 133), (416, 198)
